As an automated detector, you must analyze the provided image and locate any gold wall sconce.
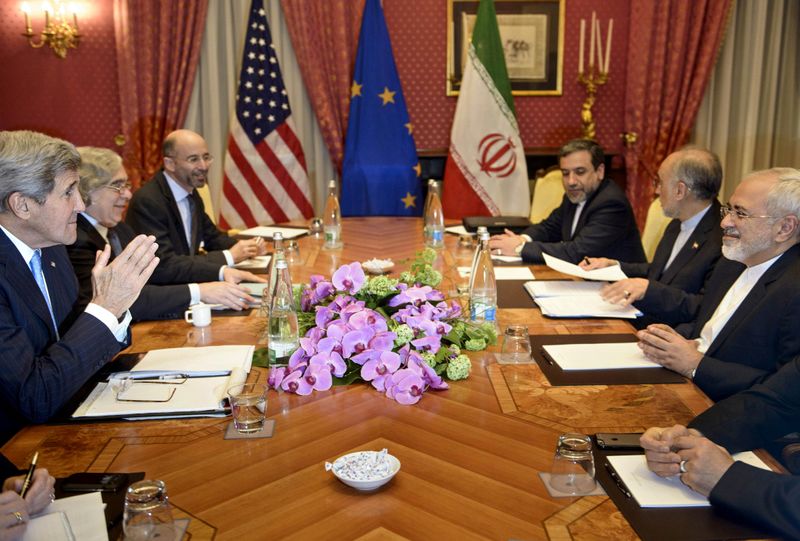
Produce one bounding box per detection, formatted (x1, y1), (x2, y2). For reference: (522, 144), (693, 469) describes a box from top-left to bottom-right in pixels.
(21, 2), (82, 59)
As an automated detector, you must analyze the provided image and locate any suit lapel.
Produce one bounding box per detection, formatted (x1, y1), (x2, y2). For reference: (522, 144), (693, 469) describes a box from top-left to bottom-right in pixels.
(156, 173), (192, 254)
(568, 179), (609, 240)
(77, 214), (112, 260)
(561, 202), (577, 240)
(40, 247), (74, 331)
(660, 202), (720, 283)
(650, 219), (680, 280)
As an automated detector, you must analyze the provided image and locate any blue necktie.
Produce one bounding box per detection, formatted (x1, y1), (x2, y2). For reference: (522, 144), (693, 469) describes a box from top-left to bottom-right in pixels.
(29, 249), (59, 338)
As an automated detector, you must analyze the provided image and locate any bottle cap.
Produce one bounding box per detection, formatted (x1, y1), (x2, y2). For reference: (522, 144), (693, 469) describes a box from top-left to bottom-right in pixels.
(328, 179), (336, 188)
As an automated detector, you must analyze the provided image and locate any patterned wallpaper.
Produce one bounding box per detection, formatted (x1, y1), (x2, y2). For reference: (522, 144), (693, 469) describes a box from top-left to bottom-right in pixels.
(0, 0), (121, 148)
(385, 0), (630, 154)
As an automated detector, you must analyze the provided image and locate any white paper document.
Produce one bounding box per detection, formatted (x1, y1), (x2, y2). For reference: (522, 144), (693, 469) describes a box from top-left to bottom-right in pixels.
(445, 225), (471, 236)
(543, 253), (628, 281)
(458, 266), (535, 280)
(239, 282), (270, 297)
(235, 255), (271, 270)
(535, 296), (641, 319)
(542, 342), (659, 370)
(524, 280), (604, 298)
(130, 345), (254, 375)
(239, 226), (308, 239)
(492, 254), (523, 263)
(25, 492), (108, 541)
(606, 452), (771, 508)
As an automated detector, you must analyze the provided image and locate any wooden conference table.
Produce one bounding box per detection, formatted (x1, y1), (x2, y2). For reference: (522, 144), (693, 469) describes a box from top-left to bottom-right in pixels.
(2, 218), (727, 540)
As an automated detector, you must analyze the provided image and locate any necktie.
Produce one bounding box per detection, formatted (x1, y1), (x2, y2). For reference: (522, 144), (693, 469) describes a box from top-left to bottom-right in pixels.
(29, 249), (59, 338)
(188, 195), (198, 251)
(107, 228), (123, 257)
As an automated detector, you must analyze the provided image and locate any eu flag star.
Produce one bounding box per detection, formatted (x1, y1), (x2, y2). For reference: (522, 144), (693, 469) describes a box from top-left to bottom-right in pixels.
(405, 122), (413, 134)
(413, 163), (421, 177)
(378, 87), (396, 105)
(351, 81), (363, 98)
(401, 192), (417, 208)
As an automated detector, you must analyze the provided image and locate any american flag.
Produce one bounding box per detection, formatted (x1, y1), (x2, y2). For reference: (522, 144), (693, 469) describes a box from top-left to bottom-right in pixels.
(219, 0), (314, 229)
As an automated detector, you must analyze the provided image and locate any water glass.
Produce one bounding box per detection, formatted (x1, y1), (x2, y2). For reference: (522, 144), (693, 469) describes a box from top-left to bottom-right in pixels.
(501, 325), (532, 363)
(549, 433), (596, 495)
(309, 217), (323, 237)
(123, 479), (175, 540)
(227, 383), (268, 433)
(285, 240), (301, 266)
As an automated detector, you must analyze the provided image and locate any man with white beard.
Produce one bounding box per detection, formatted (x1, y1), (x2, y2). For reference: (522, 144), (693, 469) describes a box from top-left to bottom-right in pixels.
(636, 168), (800, 401)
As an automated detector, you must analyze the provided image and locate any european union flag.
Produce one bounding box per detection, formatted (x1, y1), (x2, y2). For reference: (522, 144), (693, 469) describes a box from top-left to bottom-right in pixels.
(341, 0), (422, 216)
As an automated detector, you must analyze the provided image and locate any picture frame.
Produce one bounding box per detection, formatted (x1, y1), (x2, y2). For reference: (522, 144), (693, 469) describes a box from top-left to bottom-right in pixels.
(447, 0), (564, 96)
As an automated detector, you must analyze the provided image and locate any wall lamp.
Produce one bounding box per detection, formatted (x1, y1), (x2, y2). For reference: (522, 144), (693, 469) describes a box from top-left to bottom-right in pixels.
(21, 2), (81, 59)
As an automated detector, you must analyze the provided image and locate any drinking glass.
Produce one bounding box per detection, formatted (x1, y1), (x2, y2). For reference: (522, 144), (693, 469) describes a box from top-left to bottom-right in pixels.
(123, 479), (175, 540)
(285, 240), (301, 266)
(501, 325), (532, 363)
(227, 383), (268, 433)
(549, 433), (596, 495)
(309, 217), (323, 237)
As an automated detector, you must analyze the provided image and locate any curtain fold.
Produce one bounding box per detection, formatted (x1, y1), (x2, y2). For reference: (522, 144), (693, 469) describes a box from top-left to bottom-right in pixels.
(692, 0), (799, 201)
(114, 0), (208, 189)
(623, 0), (732, 227)
(279, 0), (365, 174)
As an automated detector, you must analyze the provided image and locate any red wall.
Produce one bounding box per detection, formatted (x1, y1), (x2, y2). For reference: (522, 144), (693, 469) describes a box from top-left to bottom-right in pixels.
(0, 0), (121, 148)
(385, 0), (629, 153)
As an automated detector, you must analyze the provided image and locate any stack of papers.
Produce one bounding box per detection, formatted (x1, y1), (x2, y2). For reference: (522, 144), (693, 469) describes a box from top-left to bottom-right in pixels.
(534, 296), (641, 319)
(445, 225), (471, 236)
(542, 342), (659, 370)
(239, 226), (308, 239)
(606, 452), (770, 507)
(235, 255), (271, 270)
(72, 346), (254, 419)
(543, 253), (628, 281)
(457, 266), (535, 280)
(524, 280), (604, 298)
(25, 492), (107, 541)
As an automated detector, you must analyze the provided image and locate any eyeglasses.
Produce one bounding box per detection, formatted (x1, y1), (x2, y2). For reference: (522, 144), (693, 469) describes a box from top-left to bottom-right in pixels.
(166, 154), (214, 166)
(720, 204), (774, 220)
(104, 181), (132, 194)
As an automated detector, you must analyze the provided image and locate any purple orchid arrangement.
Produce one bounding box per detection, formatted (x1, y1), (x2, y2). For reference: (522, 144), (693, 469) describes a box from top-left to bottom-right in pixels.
(266, 257), (495, 405)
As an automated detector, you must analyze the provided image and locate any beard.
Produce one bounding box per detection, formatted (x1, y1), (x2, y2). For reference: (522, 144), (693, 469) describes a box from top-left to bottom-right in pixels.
(721, 230), (774, 263)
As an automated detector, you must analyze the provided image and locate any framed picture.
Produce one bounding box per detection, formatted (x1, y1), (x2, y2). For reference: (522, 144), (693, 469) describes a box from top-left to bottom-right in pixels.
(447, 0), (564, 96)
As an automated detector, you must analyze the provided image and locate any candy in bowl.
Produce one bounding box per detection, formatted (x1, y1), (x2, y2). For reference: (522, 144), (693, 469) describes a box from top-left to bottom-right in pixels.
(325, 448), (401, 491)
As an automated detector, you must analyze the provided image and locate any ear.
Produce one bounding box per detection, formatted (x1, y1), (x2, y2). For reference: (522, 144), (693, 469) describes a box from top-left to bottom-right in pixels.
(163, 156), (175, 174)
(596, 163), (605, 180)
(675, 180), (689, 200)
(776, 215), (800, 242)
(6, 193), (31, 220)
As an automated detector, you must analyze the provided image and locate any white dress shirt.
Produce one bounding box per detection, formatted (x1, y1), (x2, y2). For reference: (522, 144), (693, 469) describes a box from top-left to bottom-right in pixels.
(663, 204), (711, 271)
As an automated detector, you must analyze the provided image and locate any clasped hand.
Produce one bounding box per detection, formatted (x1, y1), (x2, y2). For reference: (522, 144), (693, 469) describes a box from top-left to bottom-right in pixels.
(488, 229), (523, 256)
(91, 235), (159, 318)
(637, 324), (703, 377)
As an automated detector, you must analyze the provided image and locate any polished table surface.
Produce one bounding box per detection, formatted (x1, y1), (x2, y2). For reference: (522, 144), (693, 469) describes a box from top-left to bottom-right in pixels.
(3, 218), (723, 540)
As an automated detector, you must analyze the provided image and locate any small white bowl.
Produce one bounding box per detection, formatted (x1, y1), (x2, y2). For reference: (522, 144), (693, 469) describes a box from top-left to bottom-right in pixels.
(329, 451), (401, 491)
(362, 258), (394, 275)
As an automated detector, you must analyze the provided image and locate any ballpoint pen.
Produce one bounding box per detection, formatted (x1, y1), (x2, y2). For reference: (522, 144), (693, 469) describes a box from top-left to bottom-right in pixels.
(19, 451), (38, 498)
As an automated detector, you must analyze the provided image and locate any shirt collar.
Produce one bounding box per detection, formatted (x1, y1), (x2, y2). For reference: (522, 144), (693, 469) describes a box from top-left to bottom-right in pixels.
(80, 212), (108, 239)
(164, 171), (192, 203)
(680, 204), (712, 232)
(0, 224), (37, 265)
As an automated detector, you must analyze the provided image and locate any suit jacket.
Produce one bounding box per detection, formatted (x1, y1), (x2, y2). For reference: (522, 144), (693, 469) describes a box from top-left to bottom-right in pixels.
(623, 200), (723, 327)
(682, 243), (800, 401)
(126, 170), (235, 284)
(0, 229), (122, 444)
(68, 214), (190, 321)
(520, 178), (646, 264)
(689, 358), (800, 540)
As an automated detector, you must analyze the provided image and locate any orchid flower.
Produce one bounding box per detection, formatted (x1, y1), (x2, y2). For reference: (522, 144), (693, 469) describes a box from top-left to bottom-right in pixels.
(332, 262), (366, 294)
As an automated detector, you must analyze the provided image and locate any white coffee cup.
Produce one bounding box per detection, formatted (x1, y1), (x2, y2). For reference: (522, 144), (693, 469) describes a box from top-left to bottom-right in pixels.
(184, 303), (212, 327)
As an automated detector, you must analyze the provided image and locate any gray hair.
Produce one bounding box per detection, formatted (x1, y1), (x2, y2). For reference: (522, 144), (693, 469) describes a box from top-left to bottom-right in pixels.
(765, 167), (800, 221)
(77, 147), (123, 205)
(671, 147), (722, 201)
(0, 130), (80, 213)
(560, 139), (604, 170)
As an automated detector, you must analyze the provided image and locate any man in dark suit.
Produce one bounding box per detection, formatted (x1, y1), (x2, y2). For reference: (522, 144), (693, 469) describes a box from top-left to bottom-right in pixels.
(489, 139), (645, 264)
(582, 147), (724, 327)
(126, 129), (266, 285)
(640, 356), (800, 540)
(0, 130), (158, 443)
(68, 147), (258, 320)
(637, 168), (800, 401)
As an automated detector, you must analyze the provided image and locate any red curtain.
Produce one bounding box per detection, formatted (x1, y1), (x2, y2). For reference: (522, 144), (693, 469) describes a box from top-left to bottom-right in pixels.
(113, 0), (208, 189)
(624, 0), (732, 227)
(280, 0), (365, 174)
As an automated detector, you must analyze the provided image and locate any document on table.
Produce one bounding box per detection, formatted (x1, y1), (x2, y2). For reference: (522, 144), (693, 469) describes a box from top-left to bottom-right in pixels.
(542, 342), (659, 370)
(239, 225), (308, 239)
(445, 225), (471, 235)
(235, 255), (271, 270)
(457, 266), (535, 280)
(25, 492), (108, 541)
(128, 345), (254, 376)
(543, 253), (628, 281)
(606, 453), (771, 508)
(524, 280), (604, 298)
(535, 296), (641, 319)
(240, 282), (270, 296)
(492, 254), (523, 263)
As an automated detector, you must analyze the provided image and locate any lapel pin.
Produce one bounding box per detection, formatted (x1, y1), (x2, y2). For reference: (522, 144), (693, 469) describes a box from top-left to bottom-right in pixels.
(50, 261), (56, 267)
(692, 242), (699, 250)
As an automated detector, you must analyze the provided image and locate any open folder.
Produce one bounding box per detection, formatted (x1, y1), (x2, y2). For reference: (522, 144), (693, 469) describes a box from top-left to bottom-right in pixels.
(71, 345), (254, 420)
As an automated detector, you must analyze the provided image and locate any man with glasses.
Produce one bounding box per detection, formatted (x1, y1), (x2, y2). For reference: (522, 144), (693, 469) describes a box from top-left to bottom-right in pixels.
(69, 147), (259, 320)
(126, 129), (266, 284)
(637, 168), (800, 401)
(581, 147), (723, 328)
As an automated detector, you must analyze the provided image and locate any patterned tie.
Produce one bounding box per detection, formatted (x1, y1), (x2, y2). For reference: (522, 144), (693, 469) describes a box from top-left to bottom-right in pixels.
(29, 249), (59, 337)
(107, 228), (123, 257)
(187, 195), (198, 252)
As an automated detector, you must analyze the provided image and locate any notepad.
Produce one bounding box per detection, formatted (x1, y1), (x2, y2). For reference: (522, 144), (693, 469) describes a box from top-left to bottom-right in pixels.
(606, 453), (771, 508)
(240, 282), (270, 296)
(535, 296), (641, 319)
(26, 492), (108, 541)
(235, 255), (271, 269)
(543, 253), (628, 281)
(445, 225), (471, 236)
(542, 342), (659, 370)
(130, 345), (254, 376)
(457, 266), (535, 280)
(524, 280), (604, 297)
(239, 226), (308, 239)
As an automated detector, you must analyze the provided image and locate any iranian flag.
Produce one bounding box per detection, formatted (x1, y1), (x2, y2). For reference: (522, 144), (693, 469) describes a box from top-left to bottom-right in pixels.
(442, 0), (530, 218)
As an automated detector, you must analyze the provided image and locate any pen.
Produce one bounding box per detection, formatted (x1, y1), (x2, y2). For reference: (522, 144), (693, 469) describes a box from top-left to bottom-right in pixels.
(583, 256), (591, 265)
(19, 451), (38, 498)
(604, 461), (632, 498)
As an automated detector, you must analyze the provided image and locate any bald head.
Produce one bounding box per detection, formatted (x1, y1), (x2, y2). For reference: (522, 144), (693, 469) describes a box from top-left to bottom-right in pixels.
(162, 130), (212, 191)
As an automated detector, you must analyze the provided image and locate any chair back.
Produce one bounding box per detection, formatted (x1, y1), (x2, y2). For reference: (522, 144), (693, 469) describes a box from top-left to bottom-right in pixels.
(529, 169), (565, 223)
(642, 198), (671, 262)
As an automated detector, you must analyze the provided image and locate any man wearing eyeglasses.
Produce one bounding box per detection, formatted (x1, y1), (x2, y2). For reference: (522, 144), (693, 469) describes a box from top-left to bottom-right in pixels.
(126, 129), (267, 285)
(581, 147), (723, 328)
(637, 168), (800, 401)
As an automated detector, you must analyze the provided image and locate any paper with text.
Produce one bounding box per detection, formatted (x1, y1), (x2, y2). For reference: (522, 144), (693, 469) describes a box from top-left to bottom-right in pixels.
(543, 253), (627, 281)
(542, 342), (659, 370)
(535, 296), (641, 319)
(524, 280), (604, 298)
(239, 226), (308, 239)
